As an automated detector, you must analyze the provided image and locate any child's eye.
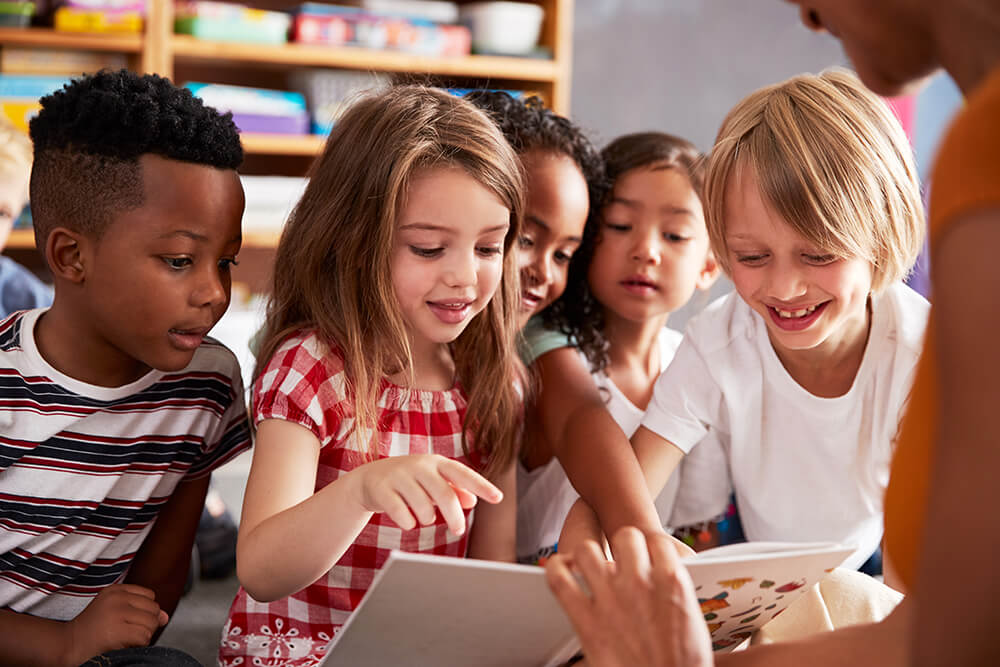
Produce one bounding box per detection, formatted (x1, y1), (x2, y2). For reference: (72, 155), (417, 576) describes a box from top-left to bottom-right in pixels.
(664, 233), (690, 243)
(163, 256), (192, 270)
(409, 246), (443, 258)
(518, 235), (534, 249)
(804, 253), (837, 265)
(604, 222), (631, 232)
(477, 245), (503, 258)
(219, 258), (240, 271)
(554, 250), (573, 264)
(735, 253), (767, 265)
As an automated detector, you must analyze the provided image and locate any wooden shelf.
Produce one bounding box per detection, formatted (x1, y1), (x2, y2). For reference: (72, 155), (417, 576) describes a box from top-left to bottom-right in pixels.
(241, 133), (325, 156)
(0, 27), (143, 52)
(171, 35), (561, 82)
(6, 228), (282, 250)
(5, 230), (36, 249)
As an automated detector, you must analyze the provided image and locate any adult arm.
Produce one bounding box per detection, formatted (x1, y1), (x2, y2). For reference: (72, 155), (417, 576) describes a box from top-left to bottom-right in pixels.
(532, 348), (663, 544)
(910, 208), (1000, 666)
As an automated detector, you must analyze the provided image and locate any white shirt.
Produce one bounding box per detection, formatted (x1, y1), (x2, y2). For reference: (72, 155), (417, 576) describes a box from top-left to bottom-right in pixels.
(643, 283), (929, 570)
(516, 327), (684, 563)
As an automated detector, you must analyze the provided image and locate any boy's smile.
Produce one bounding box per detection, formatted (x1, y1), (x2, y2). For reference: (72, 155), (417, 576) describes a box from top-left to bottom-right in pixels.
(37, 154), (245, 387)
(724, 165), (872, 366)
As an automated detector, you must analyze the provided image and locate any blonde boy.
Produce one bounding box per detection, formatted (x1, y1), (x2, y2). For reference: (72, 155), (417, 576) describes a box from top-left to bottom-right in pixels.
(0, 114), (52, 315)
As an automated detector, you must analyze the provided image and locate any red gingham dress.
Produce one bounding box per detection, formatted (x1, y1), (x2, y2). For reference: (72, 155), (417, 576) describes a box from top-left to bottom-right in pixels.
(219, 331), (483, 667)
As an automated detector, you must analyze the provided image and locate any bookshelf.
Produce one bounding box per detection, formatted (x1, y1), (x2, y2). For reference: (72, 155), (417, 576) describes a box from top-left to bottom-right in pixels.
(1, 0), (573, 259)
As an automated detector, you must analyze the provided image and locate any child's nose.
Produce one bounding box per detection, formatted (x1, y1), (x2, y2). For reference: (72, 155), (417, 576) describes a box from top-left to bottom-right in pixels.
(444, 253), (477, 287)
(631, 231), (662, 264)
(530, 253), (553, 286)
(766, 265), (808, 300)
(194, 267), (230, 308)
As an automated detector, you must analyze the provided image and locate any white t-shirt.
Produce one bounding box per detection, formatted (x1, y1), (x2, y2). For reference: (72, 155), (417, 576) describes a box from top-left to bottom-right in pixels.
(643, 283), (929, 570)
(516, 327), (684, 564)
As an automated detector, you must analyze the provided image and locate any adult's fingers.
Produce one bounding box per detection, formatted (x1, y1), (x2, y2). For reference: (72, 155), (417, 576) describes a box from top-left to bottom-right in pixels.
(545, 554), (594, 628)
(608, 527), (652, 584)
(572, 539), (615, 603)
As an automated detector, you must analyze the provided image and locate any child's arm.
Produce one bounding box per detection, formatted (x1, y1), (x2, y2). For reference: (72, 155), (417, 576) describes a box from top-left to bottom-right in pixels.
(237, 419), (502, 602)
(532, 348), (663, 543)
(124, 474), (211, 631)
(466, 460), (517, 562)
(558, 426), (687, 556)
(0, 585), (169, 667)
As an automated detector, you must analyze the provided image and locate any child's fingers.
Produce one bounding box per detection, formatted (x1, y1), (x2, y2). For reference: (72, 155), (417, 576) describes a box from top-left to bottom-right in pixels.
(392, 475), (439, 526)
(437, 458), (503, 504)
(452, 484), (478, 510)
(417, 469), (468, 535)
(376, 488), (418, 530)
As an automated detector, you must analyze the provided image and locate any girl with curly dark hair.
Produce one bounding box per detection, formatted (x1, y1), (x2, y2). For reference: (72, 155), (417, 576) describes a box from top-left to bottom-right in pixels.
(517, 131), (721, 565)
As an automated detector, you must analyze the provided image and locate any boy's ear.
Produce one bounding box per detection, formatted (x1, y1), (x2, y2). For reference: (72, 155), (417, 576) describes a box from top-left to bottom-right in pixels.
(696, 249), (721, 291)
(46, 227), (87, 284)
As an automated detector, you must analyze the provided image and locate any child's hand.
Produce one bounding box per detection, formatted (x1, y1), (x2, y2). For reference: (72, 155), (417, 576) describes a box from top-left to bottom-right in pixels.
(65, 584), (168, 664)
(353, 454), (503, 535)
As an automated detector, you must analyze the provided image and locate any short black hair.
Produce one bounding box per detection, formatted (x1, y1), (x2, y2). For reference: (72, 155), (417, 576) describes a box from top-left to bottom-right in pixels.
(29, 68), (243, 245)
(464, 91), (610, 370)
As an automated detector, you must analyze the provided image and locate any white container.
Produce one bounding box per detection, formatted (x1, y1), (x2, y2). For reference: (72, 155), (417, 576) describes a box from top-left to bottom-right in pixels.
(459, 1), (544, 56)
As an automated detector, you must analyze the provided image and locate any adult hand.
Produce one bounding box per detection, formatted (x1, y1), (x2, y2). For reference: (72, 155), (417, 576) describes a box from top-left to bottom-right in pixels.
(546, 527), (713, 667)
(64, 584), (168, 664)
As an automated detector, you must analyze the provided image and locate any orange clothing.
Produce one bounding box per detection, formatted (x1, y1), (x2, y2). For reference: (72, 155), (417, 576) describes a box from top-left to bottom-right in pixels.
(883, 66), (1000, 589)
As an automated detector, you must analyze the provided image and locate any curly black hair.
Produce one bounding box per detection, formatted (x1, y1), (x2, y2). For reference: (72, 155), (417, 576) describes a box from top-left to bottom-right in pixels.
(29, 68), (243, 245)
(465, 90), (610, 371)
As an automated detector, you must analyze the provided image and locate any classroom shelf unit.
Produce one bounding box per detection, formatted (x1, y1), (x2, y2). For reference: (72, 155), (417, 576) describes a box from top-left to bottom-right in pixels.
(1, 0), (573, 259)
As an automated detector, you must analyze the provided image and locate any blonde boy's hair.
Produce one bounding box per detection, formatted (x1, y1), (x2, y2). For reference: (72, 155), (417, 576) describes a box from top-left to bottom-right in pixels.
(0, 115), (32, 201)
(703, 68), (925, 292)
(256, 85), (525, 478)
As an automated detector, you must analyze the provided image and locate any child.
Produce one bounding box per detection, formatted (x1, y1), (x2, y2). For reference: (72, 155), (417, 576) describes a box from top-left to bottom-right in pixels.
(219, 85), (525, 666)
(465, 91), (602, 335)
(517, 132), (720, 564)
(624, 68), (928, 573)
(0, 114), (52, 317)
(0, 69), (250, 665)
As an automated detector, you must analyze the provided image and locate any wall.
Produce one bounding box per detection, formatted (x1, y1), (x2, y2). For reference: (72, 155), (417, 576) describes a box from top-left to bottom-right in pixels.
(570, 0), (847, 151)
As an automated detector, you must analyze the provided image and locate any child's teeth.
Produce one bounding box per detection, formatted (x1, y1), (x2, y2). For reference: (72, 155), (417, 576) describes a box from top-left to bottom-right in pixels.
(777, 305), (817, 318)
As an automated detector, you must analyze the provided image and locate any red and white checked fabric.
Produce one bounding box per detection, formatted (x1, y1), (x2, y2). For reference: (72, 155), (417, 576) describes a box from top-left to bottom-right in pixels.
(220, 331), (484, 667)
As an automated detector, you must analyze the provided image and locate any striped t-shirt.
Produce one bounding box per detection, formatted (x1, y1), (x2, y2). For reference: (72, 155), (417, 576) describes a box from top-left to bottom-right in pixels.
(0, 309), (251, 620)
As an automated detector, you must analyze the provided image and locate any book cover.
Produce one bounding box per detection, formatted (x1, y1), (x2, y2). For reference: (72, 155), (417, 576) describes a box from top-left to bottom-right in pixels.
(320, 541), (853, 665)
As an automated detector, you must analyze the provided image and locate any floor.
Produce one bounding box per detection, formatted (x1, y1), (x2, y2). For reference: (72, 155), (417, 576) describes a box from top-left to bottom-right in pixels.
(157, 451), (251, 666)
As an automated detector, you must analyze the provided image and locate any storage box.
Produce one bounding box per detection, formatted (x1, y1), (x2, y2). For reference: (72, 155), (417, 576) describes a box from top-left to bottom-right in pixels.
(175, 1), (290, 44)
(54, 6), (143, 33)
(186, 82), (309, 135)
(0, 75), (68, 132)
(0, 1), (34, 27)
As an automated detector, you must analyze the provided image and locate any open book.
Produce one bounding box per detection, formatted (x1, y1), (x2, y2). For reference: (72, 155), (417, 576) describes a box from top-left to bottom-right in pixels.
(320, 541), (854, 666)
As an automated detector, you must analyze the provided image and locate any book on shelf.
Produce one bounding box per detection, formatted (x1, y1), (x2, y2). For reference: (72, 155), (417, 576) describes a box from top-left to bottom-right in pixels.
(319, 540), (854, 665)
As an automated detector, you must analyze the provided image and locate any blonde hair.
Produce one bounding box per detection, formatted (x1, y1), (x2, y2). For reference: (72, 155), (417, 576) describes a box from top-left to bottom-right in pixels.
(0, 115), (32, 201)
(704, 68), (924, 292)
(256, 85), (525, 477)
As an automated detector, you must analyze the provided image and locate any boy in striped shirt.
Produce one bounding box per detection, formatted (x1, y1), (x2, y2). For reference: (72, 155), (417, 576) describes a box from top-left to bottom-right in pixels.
(0, 69), (251, 665)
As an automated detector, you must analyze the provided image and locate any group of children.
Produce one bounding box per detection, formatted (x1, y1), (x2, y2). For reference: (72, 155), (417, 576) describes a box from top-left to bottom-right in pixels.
(0, 63), (928, 666)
